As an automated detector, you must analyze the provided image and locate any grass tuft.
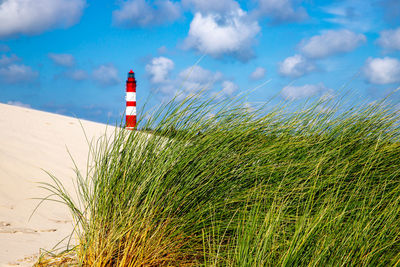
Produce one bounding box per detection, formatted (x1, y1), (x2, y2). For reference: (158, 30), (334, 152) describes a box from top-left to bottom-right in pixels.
(37, 94), (400, 266)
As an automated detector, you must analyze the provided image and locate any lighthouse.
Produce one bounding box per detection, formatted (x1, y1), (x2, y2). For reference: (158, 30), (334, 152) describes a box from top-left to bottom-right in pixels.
(125, 70), (136, 130)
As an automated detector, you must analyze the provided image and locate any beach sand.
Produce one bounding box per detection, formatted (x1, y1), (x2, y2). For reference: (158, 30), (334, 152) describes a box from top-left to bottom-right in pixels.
(0, 103), (114, 266)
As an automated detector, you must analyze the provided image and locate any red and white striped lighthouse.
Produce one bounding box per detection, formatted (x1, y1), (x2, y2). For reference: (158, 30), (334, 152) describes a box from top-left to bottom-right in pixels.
(125, 70), (136, 130)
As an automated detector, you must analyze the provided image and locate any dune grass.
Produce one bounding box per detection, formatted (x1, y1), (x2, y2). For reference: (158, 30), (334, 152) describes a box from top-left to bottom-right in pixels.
(36, 94), (400, 266)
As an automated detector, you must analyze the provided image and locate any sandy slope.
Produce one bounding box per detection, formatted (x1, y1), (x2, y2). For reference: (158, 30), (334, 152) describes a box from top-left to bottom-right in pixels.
(0, 103), (114, 266)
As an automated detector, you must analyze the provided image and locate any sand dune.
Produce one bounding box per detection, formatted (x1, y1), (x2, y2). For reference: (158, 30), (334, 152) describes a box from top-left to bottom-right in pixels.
(0, 103), (114, 266)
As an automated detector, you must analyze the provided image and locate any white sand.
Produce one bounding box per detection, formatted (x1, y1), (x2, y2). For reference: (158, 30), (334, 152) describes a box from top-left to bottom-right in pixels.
(0, 103), (115, 266)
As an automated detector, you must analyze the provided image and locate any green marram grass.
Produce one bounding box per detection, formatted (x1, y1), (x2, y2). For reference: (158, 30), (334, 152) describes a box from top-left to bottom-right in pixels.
(36, 94), (400, 266)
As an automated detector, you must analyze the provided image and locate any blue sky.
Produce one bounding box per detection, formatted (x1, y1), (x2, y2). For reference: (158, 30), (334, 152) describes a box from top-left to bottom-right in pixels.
(0, 0), (400, 123)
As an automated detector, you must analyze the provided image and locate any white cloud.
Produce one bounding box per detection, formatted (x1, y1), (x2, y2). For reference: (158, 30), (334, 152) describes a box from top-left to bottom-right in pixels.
(182, 0), (239, 14)
(178, 65), (222, 92)
(300, 29), (366, 59)
(112, 0), (181, 27)
(0, 51), (37, 83)
(321, 1), (379, 32)
(146, 57), (225, 97)
(183, 9), (260, 61)
(363, 57), (400, 85)
(158, 46), (168, 54)
(92, 64), (119, 87)
(0, 0), (85, 38)
(281, 83), (331, 100)
(146, 56), (177, 96)
(211, 80), (238, 98)
(0, 54), (19, 66)
(377, 27), (400, 51)
(146, 56), (174, 84)
(48, 53), (75, 67)
(254, 0), (308, 23)
(179, 66), (222, 84)
(7, 101), (31, 108)
(279, 54), (315, 78)
(65, 69), (88, 81)
(220, 80), (238, 96)
(0, 64), (38, 83)
(249, 67), (266, 80)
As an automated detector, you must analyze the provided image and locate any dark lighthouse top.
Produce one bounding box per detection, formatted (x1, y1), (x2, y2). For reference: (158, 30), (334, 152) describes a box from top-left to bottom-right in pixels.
(128, 69), (135, 79)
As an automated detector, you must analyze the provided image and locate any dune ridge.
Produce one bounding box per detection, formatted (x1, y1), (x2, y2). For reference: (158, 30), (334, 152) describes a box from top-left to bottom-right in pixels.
(0, 103), (113, 266)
